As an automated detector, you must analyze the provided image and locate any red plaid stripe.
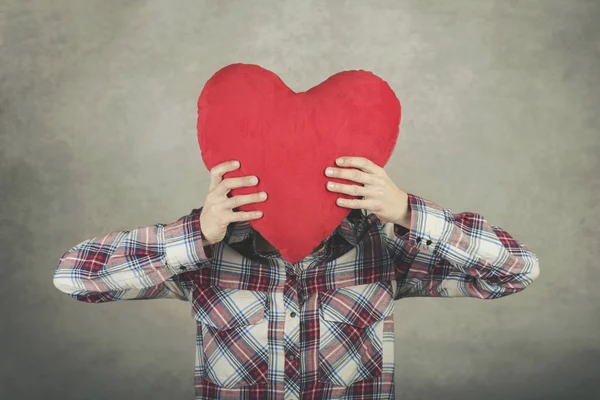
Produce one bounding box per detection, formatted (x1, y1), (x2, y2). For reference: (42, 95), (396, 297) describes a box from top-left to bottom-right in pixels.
(54, 193), (539, 399)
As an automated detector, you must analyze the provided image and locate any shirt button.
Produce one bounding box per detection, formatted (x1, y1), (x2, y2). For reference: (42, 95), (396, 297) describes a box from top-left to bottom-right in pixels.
(290, 312), (296, 318)
(416, 237), (422, 243)
(426, 239), (432, 245)
(179, 266), (186, 271)
(289, 354), (296, 361)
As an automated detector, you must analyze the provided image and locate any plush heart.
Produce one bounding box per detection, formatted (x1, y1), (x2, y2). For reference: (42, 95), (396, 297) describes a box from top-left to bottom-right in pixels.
(197, 63), (401, 264)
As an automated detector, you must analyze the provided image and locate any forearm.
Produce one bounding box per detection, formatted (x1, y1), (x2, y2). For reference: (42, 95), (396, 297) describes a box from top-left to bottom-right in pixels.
(392, 189), (412, 229)
(388, 193), (540, 299)
(53, 209), (213, 301)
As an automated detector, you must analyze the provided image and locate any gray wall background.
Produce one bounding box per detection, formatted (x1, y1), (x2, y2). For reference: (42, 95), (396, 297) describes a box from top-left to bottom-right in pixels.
(1, 1), (598, 399)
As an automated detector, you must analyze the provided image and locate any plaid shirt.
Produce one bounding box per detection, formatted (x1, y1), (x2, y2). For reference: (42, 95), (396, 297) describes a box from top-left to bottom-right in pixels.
(54, 193), (540, 399)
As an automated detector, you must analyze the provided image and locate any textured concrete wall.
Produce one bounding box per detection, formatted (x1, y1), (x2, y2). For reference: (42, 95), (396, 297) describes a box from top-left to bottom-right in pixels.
(1, 1), (598, 399)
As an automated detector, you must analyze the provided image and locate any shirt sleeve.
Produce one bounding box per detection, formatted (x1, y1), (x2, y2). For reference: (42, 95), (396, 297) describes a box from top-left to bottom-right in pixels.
(53, 208), (213, 303)
(383, 193), (540, 300)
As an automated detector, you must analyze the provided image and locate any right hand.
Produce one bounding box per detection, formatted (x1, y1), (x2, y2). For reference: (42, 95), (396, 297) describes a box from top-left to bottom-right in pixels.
(199, 160), (268, 245)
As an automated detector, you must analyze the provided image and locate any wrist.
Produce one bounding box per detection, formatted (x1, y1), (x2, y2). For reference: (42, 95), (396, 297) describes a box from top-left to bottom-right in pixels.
(200, 231), (214, 246)
(395, 191), (412, 228)
(397, 213), (411, 229)
(201, 235), (214, 259)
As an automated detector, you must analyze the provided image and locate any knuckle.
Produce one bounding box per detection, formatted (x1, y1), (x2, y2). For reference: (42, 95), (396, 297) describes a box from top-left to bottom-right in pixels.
(211, 168), (224, 179)
(241, 195), (252, 205)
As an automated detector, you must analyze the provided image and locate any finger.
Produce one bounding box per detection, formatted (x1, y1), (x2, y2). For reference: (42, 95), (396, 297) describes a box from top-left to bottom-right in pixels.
(216, 175), (259, 197)
(224, 191), (267, 210)
(336, 197), (373, 210)
(228, 210), (264, 223)
(326, 167), (373, 185)
(336, 157), (382, 174)
(209, 160), (240, 191)
(326, 181), (366, 197)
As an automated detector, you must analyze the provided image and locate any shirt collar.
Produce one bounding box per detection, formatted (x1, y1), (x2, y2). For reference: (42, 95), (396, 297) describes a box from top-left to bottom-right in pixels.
(223, 209), (380, 261)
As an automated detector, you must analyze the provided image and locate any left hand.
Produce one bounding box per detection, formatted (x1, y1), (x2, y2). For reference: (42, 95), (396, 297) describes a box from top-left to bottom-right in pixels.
(325, 156), (411, 226)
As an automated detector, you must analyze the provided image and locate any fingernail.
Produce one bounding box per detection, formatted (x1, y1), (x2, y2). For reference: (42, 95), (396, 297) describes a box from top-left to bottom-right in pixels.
(251, 177), (258, 184)
(326, 168), (333, 176)
(337, 158), (344, 164)
(232, 161), (239, 167)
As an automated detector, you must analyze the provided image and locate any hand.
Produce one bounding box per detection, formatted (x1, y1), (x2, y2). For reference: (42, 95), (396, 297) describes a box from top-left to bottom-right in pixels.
(200, 160), (268, 245)
(325, 156), (411, 226)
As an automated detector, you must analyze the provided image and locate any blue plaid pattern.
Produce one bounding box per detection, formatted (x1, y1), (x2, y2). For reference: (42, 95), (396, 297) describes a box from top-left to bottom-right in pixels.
(54, 193), (540, 399)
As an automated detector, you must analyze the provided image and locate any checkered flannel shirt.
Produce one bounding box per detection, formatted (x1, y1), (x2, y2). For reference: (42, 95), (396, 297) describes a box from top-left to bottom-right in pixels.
(54, 193), (540, 399)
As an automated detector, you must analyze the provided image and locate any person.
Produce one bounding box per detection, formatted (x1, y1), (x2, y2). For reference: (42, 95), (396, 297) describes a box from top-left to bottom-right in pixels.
(53, 156), (540, 400)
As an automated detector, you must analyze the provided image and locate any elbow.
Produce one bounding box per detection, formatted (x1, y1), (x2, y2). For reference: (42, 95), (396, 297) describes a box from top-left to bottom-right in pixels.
(53, 252), (80, 297)
(528, 255), (541, 285)
(520, 253), (540, 290)
(489, 255), (540, 299)
(53, 267), (78, 297)
(53, 273), (75, 296)
(53, 244), (108, 303)
(53, 275), (100, 303)
(53, 255), (117, 303)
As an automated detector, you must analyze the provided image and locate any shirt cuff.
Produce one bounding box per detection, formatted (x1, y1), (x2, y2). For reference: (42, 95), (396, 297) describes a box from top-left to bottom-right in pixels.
(403, 193), (452, 251)
(163, 209), (212, 273)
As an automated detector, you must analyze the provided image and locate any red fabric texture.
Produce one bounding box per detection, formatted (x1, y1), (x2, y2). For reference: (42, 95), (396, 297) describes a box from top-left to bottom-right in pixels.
(197, 63), (401, 263)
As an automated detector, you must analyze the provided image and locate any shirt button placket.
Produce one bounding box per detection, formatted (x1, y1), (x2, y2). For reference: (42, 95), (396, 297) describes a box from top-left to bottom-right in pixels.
(284, 264), (301, 386)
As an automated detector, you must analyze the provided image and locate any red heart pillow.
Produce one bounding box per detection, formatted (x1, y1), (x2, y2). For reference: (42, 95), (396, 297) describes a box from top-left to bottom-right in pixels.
(197, 63), (401, 263)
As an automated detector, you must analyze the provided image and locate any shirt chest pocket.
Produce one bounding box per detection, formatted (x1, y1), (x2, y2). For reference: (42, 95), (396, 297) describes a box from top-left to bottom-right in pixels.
(318, 280), (395, 387)
(191, 285), (269, 389)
